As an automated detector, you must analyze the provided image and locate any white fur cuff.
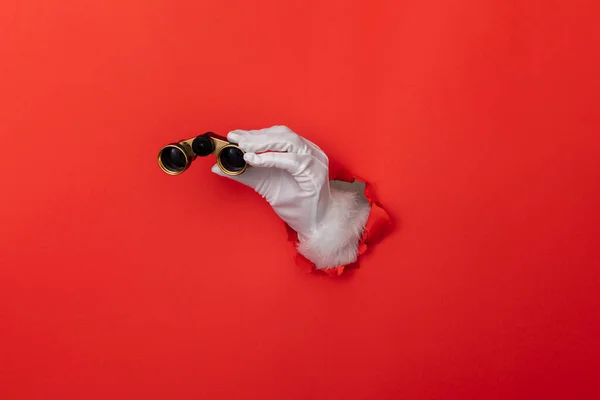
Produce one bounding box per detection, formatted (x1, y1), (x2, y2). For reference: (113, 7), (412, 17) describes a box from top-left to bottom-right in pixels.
(296, 187), (371, 269)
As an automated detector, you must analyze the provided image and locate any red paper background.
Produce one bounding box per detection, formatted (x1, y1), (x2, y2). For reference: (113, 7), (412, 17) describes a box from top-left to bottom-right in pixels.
(1, 1), (599, 399)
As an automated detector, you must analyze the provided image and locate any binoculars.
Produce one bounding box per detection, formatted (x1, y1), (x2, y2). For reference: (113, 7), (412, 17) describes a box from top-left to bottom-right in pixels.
(158, 132), (247, 176)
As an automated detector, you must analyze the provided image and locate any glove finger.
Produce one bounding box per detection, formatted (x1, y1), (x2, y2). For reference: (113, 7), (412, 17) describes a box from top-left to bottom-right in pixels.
(243, 152), (299, 173)
(227, 126), (288, 144)
(211, 163), (236, 178)
(228, 126), (296, 153)
(211, 163), (271, 193)
(226, 128), (263, 146)
(244, 152), (327, 192)
(301, 138), (329, 166)
(228, 126), (328, 166)
(211, 163), (251, 187)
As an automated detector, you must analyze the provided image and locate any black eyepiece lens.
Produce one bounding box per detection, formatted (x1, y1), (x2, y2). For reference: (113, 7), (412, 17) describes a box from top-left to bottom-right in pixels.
(160, 146), (187, 172)
(219, 146), (246, 173)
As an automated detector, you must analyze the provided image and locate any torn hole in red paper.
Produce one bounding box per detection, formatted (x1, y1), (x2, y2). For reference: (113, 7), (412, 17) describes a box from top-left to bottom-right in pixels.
(284, 159), (393, 277)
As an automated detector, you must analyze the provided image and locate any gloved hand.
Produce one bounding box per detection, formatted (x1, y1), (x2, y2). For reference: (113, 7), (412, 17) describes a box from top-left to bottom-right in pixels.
(211, 126), (371, 269)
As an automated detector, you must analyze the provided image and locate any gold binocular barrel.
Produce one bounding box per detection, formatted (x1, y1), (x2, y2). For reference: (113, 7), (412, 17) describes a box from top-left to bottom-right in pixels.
(158, 132), (247, 176)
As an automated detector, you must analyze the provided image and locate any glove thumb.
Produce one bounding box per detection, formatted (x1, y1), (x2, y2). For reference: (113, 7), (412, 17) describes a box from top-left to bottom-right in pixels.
(210, 163), (261, 191)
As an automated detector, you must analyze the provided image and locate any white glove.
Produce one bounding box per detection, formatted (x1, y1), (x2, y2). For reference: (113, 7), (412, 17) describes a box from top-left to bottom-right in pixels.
(211, 126), (371, 269)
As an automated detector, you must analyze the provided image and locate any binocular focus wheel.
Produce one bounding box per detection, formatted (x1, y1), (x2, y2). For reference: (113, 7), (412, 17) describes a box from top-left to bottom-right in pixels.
(192, 134), (215, 156)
